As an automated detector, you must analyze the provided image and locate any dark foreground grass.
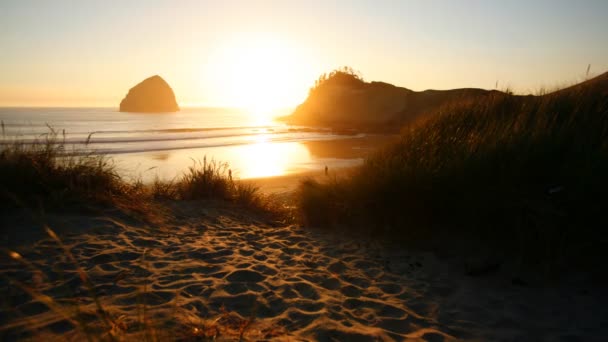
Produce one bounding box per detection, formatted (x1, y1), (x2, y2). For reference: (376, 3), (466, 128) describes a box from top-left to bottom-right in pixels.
(298, 78), (608, 277)
(0, 130), (126, 209)
(151, 157), (288, 220)
(0, 131), (287, 222)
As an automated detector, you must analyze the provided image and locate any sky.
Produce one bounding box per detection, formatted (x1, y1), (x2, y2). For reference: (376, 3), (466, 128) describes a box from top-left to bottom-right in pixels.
(1, 0), (607, 108)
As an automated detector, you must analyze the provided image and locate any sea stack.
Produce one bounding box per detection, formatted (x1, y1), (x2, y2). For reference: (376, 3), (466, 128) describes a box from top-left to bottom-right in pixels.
(119, 75), (179, 112)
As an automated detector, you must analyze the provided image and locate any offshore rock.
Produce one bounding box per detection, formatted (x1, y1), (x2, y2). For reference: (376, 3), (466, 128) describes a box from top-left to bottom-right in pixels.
(119, 75), (179, 112)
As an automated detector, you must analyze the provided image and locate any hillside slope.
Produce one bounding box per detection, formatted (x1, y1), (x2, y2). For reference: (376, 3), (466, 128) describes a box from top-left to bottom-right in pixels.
(282, 70), (499, 131)
(297, 69), (608, 278)
(284, 70), (608, 132)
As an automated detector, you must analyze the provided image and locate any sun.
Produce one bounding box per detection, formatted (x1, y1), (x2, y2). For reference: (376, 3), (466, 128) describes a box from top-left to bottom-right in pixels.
(204, 34), (315, 119)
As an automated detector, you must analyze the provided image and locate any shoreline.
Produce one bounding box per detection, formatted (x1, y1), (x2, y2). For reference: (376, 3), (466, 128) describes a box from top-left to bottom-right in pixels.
(109, 134), (396, 183)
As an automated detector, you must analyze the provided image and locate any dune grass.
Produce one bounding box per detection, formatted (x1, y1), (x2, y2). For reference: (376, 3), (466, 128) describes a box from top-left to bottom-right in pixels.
(151, 157), (289, 221)
(0, 129), (286, 221)
(297, 81), (608, 275)
(0, 129), (139, 210)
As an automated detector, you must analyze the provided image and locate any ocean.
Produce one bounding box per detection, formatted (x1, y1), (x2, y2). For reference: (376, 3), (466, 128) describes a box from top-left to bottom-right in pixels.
(0, 107), (386, 181)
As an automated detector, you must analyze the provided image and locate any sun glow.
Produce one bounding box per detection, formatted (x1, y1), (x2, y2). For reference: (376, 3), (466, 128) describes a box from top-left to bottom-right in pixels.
(204, 34), (316, 119)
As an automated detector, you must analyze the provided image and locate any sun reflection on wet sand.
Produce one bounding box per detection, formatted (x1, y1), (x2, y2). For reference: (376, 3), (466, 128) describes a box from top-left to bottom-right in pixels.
(235, 135), (291, 178)
(110, 135), (396, 182)
(114, 140), (313, 182)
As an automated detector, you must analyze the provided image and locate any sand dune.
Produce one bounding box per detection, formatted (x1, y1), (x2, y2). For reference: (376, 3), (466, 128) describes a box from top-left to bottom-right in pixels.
(1, 203), (606, 341)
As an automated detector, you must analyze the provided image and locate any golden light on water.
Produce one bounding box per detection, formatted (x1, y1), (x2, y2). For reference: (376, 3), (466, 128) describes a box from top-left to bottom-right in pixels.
(233, 136), (306, 178)
(119, 140), (312, 181)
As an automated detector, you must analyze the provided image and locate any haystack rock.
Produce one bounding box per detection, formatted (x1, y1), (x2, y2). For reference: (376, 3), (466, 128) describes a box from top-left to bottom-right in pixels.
(119, 75), (179, 112)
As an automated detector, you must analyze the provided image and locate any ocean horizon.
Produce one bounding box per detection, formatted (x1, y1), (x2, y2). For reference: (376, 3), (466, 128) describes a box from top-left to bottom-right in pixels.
(0, 106), (381, 181)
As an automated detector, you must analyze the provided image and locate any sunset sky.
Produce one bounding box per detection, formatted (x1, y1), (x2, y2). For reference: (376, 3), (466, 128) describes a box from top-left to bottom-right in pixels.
(1, 0), (607, 108)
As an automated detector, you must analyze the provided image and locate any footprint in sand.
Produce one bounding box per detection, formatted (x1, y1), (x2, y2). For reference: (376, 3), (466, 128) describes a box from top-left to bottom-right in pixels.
(2, 213), (603, 341)
(225, 269), (266, 283)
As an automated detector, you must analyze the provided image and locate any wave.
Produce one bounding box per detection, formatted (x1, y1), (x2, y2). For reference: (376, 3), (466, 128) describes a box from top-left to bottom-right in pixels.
(1, 124), (277, 134)
(66, 133), (363, 156)
(0, 107), (362, 158)
(0, 126), (337, 146)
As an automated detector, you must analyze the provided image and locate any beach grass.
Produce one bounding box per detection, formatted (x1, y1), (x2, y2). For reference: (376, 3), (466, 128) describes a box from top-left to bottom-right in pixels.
(0, 129), (127, 209)
(0, 129), (287, 222)
(297, 80), (608, 275)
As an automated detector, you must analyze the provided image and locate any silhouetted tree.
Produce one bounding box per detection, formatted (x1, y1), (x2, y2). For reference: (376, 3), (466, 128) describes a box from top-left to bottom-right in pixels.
(309, 66), (364, 94)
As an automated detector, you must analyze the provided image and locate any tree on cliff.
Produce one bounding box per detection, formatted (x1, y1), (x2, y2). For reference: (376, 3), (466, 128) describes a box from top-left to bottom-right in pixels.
(309, 66), (364, 95)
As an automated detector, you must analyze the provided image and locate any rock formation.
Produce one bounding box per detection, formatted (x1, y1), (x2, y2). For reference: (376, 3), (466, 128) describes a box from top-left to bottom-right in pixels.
(119, 75), (179, 112)
(281, 70), (496, 132)
(284, 71), (608, 132)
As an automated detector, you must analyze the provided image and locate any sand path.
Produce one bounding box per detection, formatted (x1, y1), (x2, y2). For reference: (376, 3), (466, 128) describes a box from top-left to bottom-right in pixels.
(1, 205), (606, 341)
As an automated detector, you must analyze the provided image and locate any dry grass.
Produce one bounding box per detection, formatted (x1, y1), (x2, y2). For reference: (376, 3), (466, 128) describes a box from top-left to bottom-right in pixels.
(0, 130), (170, 224)
(297, 80), (608, 276)
(149, 158), (291, 222)
(0, 131), (288, 222)
(0, 129), (125, 209)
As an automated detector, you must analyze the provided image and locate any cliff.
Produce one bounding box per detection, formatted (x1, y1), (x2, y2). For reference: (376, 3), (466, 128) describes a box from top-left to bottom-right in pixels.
(282, 71), (497, 131)
(120, 75), (179, 112)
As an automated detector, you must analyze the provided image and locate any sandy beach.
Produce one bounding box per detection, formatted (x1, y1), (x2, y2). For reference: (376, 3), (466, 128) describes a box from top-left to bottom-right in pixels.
(2, 178), (606, 341)
(2, 1), (607, 340)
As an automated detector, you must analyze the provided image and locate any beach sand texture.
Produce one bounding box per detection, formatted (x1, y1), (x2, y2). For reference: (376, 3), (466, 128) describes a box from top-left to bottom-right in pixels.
(1, 203), (606, 341)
